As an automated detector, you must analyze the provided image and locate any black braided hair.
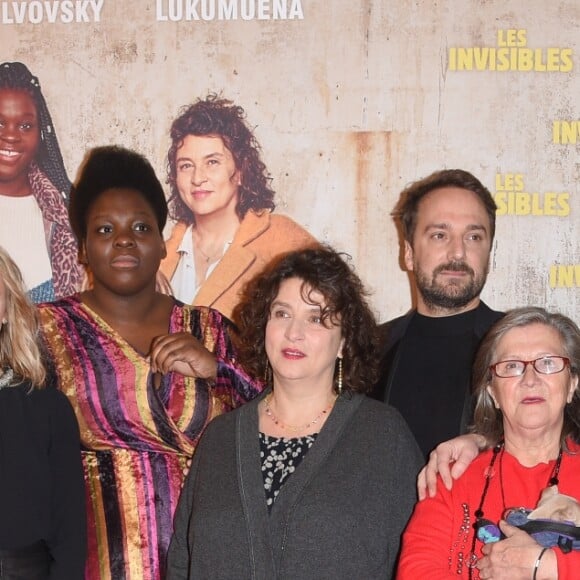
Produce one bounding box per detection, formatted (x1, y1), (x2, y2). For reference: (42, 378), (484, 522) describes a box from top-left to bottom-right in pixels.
(0, 61), (71, 201)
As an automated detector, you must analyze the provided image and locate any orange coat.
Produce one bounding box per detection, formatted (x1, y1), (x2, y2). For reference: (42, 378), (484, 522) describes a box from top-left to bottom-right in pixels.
(160, 210), (318, 320)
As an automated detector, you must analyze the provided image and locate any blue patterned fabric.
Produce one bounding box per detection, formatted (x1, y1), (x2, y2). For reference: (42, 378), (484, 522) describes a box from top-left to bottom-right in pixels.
(28, 279), (55, 303)
(506, 508), (580, 552)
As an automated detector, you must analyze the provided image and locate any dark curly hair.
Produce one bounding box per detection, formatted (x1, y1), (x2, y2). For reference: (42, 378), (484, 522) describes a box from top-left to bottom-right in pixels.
(0, 61), (71, 200)
(166, 94), (275, 225)
(69, 145), (168, 243)
(232, 247), (379, 394)
(472, 307), (580, 448)
(394, 169), (497, 244)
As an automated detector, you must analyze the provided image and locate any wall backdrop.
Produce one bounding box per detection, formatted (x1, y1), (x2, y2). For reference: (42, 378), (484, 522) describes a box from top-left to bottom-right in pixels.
(2, 0), (578, 320)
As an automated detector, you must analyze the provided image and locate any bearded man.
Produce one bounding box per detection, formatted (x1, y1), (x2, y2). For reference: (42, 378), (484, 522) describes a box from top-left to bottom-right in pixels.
(372, 169), (503, 458)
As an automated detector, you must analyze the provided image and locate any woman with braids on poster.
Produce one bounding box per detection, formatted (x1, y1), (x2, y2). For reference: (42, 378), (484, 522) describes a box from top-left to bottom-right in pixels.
(0, 61), (82, 302)
(160, 94), (317, 321)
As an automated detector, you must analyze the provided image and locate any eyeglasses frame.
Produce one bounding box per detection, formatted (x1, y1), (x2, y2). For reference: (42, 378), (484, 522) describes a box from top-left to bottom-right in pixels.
(489, 355), (570, 379)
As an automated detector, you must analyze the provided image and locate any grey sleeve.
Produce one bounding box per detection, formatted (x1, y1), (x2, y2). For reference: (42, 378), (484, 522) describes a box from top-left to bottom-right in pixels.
(166, 450), (199, 580)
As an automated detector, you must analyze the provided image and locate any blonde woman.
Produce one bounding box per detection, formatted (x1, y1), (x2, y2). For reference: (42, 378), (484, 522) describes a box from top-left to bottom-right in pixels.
(0, 246), (85, 579)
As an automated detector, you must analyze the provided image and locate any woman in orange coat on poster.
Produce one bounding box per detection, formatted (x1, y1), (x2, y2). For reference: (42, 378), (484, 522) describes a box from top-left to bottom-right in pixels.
(160, 94), (317, 320)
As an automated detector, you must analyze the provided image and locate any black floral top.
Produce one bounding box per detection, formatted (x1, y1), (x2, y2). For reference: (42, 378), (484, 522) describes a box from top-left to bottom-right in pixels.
(259, 432), (318, 511)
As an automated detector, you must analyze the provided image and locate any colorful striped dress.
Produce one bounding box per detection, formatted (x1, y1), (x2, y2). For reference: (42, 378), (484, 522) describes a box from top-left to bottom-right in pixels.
(38, 296), (260, 580)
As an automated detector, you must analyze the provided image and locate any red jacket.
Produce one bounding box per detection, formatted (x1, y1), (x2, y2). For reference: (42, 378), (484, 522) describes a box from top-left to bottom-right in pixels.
(398, 440), (580, 579)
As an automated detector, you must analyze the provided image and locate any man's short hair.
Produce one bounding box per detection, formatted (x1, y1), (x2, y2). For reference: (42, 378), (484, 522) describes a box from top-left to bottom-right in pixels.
(394, 169), (497, 244)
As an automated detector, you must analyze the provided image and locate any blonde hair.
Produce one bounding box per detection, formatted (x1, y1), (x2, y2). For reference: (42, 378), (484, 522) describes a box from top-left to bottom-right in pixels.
(0, 247), (46, 387)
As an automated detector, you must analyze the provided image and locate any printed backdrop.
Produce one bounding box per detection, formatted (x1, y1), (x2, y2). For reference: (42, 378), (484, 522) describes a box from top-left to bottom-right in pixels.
(1, 0), (578, 320)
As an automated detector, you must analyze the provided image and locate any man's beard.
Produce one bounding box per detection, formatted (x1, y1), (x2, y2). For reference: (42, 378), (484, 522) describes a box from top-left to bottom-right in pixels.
(415, 260), (488, 311)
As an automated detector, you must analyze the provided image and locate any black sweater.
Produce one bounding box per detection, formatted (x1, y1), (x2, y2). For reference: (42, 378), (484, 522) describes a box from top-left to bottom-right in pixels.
(0, 380), (86, 578)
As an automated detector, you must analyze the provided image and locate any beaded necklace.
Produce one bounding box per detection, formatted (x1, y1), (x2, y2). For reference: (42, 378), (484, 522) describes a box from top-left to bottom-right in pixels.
(468, 441), (563, 579)
(263, 393), (336, 433)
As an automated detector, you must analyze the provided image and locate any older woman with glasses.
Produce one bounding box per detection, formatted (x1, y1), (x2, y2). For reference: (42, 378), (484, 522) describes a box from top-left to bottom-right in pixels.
(398, 307), (580, 580)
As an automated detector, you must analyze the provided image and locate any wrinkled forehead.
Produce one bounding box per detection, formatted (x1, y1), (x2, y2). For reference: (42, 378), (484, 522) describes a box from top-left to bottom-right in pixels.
(493, 323), (566, 359)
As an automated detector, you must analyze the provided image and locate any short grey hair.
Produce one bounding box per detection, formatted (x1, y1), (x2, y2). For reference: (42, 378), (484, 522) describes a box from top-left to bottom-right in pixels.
(472, 307), (580, 447)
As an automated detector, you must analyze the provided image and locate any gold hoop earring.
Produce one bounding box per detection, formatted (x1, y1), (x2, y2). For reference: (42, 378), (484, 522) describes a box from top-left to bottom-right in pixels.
(337, 358), (343, 395)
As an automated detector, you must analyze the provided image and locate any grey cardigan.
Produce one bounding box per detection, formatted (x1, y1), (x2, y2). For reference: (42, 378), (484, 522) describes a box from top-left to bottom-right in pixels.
(166, 391), (422, 580)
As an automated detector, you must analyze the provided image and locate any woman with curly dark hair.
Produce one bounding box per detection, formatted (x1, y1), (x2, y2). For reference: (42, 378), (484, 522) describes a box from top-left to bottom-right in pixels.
(0, 61), (82, 302)
(167, 246), (422, 580)
(160, 94), (316, 320)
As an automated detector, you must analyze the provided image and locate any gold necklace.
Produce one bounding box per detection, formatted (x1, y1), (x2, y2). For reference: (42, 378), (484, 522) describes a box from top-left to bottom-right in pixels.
(196, 243), (224, 264)
(263, 393), (337, 432)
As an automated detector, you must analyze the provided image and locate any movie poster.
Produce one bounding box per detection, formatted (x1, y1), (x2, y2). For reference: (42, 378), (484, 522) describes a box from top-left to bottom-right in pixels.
(1, 0), (578, 319)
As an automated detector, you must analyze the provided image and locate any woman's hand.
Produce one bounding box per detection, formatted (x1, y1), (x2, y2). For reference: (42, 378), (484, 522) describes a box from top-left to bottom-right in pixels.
(181, 458), (192, 488)
(476, 521), (557, 579)
(150, 333), (217, 378)
(417, 433), (487, 500)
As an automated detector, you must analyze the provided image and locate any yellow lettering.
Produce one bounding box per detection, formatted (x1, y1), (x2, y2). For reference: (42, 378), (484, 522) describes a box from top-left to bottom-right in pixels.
(558, 266), (575, 288)
(496, 47), (510, 71)
(553, 121), (561, 143)
(550, 265), (557, 288)
(496, 173), (525, 191)
(546, 48), (560, 71)
(449, 47), (457, 70)
(517, 48), (532, 71)
(474, 47), (490, 70)
(493, 192), (570, 216)
(533, 48), (546, 71)
(542, 193), (558, 216)
(560, 48), (574, 72)
(450, 44), (574, 73)
(549, 265), (580, 288)
(494, 192), (508, 216)
(510, 47), (518, 69)
(457, 48), (473, 70)
(515, 193), (531, 215)
(557, 193), (570, 216)
(497, 29), (508, 47)
(552, 121), (580, 144)
(506, 30), (519, 46)
(497, 29), (524, 47)
(564, 121), (578, 144)
(531, 193), (543, 216)
(508, 191), (515, 214)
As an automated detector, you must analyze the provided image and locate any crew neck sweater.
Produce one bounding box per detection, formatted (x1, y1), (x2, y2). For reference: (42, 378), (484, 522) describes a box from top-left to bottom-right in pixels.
(389, 308), (478, 457)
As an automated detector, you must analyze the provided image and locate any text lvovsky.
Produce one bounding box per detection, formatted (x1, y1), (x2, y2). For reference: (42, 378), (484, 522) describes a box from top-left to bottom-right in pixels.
(156, 0), (305, 21)
(0, 1), (104, 24)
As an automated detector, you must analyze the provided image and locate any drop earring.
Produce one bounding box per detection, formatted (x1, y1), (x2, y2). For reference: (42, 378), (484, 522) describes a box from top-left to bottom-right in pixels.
(337, 358), (343, 395)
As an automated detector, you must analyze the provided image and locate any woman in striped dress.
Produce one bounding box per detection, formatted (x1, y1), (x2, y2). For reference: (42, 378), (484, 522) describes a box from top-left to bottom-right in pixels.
(38, 146), (261, 579)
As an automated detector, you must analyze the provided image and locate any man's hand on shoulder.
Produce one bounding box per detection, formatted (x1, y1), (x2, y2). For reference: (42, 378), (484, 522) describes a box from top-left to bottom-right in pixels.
(417, 433), (487, 500)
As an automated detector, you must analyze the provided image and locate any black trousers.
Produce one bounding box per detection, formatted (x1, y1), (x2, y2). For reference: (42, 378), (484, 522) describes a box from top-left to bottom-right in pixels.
(0, 541), (50, 579)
